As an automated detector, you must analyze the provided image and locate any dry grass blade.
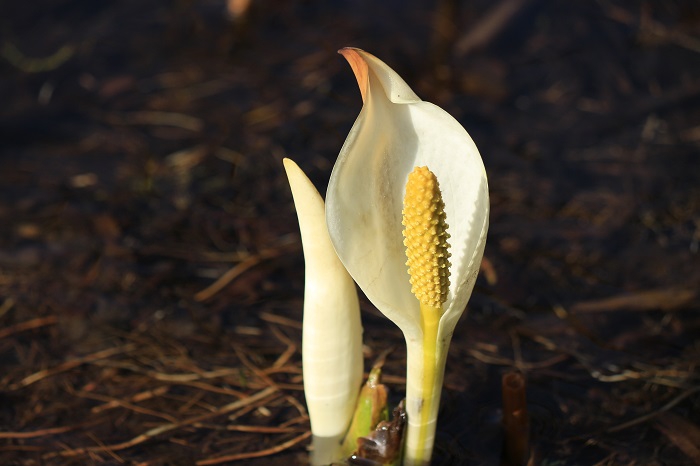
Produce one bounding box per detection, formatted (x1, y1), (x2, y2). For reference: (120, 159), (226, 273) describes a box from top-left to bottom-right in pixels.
(260, 311), (303, 330)
(195, 431), (311, 465)
(195, 241), (296, 302)
(75, 390), (179, 423)
(268, 324), (297, 369)
(0, 315), (58, 339)
(0, 424), (82, 440)
(225, 425), (304, 433)
(91, 386), (170, 414)
(10, 344), (136, 390)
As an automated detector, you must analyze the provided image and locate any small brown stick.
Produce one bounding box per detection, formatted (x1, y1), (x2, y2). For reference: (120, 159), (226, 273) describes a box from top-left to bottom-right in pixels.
(260, 311), (303, 330)
(265, 366), (302, 376)
(194, 253), (265, 301)
(225, 404), (259, 424)
(0, 424), (81, 440)
(180, 389), (211, 414)
(148, 367), (243, 383)
(195, 243), (295, 302)
(90, 360), (252, 393)
(91, 386), (170, 413)
(502, 371), (530, 466)
(75, 390), (178, 423)
(10, 344), (135, 390)
(224, 425), (305, 433)
(195, 430), (311, 465)
(284, 392), (308, 418)
(272, 382), (304, 391)
(233, 344), (279, 389)
(85, 431), (126, 464)
(174, 380), (247, 398)
(0, 315), (58, 339)
(268, 325), (297, 369)
(280, 415), (310, 428)
(233, 344), (307, 417)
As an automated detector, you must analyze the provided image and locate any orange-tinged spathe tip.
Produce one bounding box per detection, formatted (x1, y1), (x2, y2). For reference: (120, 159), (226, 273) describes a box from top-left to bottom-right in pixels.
(339, 47), (369, 103)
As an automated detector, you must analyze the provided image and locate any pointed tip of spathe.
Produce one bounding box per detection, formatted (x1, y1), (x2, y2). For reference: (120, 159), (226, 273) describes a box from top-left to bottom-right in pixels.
(338, 47), (369, 104)
(337, 46), (364, 58)
(282, 158), (303, 179)
(282, 158), (307, 194)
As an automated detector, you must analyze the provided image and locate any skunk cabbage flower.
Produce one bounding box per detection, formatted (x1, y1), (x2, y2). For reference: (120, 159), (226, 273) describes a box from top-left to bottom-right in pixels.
(283, 158), (364, 465)
(326, 48), (489, 465)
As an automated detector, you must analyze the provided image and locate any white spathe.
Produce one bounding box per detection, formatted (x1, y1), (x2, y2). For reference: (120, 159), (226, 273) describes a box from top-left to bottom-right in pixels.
(326, 48), (489, 465)
(283, 158), (363, 465)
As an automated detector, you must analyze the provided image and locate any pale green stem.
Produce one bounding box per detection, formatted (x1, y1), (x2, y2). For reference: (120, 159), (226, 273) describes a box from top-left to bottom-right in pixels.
(310, 435), (343, 466)
(403, 305), (450, 466)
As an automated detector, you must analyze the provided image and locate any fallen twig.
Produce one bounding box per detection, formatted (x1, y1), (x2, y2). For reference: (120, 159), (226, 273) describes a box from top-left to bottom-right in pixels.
(10, 344), (136, 390)
(90, 386), (170, 414)
(0, 424), (81, 440)
(0, 315), (58, 339)
(195, 430), (311, 465)
(195, 241), (296, 302)
(75, 389), (178, 423)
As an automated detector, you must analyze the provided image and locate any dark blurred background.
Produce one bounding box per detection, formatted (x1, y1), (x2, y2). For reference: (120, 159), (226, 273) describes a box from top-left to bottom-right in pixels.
(1, 1), (699, 464)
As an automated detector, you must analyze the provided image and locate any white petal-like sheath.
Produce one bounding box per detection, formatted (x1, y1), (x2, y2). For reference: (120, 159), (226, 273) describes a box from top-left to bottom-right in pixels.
(327, 48), (489, 342)
(283, 158), (363, 464)
(326, 48), (489, 465)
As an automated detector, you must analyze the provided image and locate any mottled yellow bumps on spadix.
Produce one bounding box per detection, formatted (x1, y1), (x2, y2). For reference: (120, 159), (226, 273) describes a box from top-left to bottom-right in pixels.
(403, 166), (451, 310)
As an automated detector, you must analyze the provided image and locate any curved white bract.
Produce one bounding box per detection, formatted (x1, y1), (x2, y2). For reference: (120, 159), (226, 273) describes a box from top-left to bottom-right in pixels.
(283, 158), (363, 465)
(325, 48), (489, 465)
